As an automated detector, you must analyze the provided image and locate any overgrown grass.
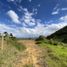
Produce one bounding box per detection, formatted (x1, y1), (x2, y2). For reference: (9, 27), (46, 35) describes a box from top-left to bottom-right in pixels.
(9, 39), (26, 51)
(0, 42), (19, 67)
(0, 38), (26, 67)
(36, 41), (67, 67)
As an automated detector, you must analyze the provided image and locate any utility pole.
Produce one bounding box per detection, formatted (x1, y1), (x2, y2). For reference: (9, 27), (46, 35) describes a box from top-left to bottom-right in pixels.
(1, 33), (4, 50)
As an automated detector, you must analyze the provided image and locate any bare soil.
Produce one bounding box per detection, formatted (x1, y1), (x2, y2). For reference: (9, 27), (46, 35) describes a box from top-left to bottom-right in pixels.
(14, 40), (47, 67)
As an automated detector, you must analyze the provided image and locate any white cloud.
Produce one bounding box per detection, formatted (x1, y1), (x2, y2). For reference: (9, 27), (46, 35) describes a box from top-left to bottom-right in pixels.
(52, 4), (60, 15)
(44, 22), (67, 36)
(52, 11), (58, 15)
(60, 15), (67, 22)
(0, 23), (45, 38)
(61, 8), (67, 11)
(6, 9), (67, 38)
(52, 7), (67, 15)
(28, 0), (32, 2)
(21, 8), (37, 26)
(7, 0), (15, 2)
(19, 15), (67, 37)
(7, 8), (38, 26)
(43, 15), (67, 36)
(0, 24), (19, 36)
(23, 8), (28, 12)
(10, 0), (14, 1)
(7, 10), (20, 24)
(0, 23), (29, 38)
(52, 9), (60, 15)
(19, 22), (45, 37)
(53, 4), (59, 10)
(0, 15), (67, 38)
(33, 8), (38, 14)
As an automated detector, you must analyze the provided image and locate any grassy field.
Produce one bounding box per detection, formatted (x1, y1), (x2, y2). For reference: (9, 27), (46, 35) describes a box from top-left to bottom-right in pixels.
(0, 38), (26, 67)
(0, 37), (67, 67)
(36, 41), (67, 67)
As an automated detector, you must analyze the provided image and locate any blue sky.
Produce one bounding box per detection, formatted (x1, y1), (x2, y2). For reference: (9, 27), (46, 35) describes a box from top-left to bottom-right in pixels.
(0, 0), (67, 38)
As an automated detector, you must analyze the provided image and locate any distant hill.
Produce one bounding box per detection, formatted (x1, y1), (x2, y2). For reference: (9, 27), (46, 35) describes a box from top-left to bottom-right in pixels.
(47, 26), (67, 43)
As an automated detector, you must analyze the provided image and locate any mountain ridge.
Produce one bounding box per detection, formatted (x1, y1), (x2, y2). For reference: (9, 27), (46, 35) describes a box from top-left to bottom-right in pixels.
(47, 26), (67, 43)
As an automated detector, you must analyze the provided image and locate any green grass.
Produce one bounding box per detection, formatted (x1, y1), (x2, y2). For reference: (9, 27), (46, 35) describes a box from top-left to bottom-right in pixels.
(37, 41), (67, 67)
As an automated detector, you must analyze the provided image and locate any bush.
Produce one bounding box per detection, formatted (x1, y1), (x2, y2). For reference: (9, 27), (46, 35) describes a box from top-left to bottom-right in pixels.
(49, 39), (58, 46)
(53, 43), (58, 46)
(35, 41), (42, 44)
(35, 36), (49, 44)
(35, 36), (45, 41)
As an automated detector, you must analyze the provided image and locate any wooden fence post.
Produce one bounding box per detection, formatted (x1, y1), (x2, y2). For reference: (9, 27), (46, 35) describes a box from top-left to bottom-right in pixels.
(1, 33), (4, 50)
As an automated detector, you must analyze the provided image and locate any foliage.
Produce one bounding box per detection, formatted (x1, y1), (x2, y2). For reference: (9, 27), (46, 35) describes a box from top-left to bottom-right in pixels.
(0, 40), (20, 67)
(0, 34), (26, 67)
(36, 40), (67, 67)
(47, 26), (67, 43)
(8, 38), (26, 51)
(35, 35), (49, 44)
(35, 35), (45, 41)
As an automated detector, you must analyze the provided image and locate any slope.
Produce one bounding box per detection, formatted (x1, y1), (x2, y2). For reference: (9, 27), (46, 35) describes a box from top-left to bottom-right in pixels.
(47, 26), (67, 43)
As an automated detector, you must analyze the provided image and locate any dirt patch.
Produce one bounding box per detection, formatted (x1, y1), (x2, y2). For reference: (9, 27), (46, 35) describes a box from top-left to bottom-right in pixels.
(14, 40), (47, 67)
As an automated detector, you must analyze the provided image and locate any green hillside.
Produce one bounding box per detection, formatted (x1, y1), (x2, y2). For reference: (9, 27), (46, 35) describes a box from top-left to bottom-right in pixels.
(35, 35), (67, 67)
(36, 42), (67, 67)
(47, 26), (67, 43)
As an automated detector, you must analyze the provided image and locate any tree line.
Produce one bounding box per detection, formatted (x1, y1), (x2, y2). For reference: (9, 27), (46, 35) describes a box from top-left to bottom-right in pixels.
(0, 32), (16, 40)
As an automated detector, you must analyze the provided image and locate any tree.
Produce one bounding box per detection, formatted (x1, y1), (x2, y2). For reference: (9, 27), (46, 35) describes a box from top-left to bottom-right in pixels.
(10, 33), (13, 38)
(35, 35), (45, 41)
(4, 32), (8, 37)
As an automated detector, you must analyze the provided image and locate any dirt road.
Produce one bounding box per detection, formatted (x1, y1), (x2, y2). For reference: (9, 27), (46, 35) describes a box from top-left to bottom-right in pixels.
(14, 40), (47, 67)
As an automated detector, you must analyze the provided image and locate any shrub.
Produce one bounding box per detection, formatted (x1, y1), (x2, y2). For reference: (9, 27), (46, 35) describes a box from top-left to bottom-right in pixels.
(35, 41), (42, 44)
(49, 39), (58, 46)
(35, 35), (45, 41)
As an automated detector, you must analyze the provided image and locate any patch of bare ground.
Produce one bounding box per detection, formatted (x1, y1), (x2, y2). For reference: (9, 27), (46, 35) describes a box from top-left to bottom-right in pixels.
(14, 40), (48, 67)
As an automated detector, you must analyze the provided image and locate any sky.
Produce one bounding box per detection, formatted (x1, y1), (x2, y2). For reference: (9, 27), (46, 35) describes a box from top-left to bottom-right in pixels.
(0, 0), (67, 38)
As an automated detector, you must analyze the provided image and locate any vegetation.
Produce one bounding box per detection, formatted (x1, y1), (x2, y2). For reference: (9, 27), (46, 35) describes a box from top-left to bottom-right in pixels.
(0, 32), (26, 67)
(37, 43), (67, 67)
(47, 26), (67, 43)
(0, 27), (67, 67)
(35, 35), (67, 67)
